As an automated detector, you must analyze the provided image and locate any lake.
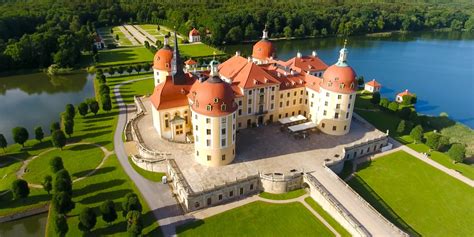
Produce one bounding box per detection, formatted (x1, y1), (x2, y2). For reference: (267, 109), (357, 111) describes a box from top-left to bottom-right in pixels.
(0, 71), (94, 143)
(0, 213), (47, 237)
(225, 31), (474, 128)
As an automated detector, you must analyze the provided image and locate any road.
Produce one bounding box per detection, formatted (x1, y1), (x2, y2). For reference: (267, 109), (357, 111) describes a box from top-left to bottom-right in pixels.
(113, 77), (187, 236)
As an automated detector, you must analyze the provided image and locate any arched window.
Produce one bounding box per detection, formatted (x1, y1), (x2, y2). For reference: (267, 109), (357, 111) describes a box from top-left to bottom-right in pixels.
(221, 103), (227, 111)
(214, 98), (219, 104)
(164, 113), (170, 128)
(207, 104), (212, 111)
(339, 83), (345, 89)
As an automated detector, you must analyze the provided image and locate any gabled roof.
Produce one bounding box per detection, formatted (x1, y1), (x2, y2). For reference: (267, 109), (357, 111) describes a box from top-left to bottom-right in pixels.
(286, 55), (328, 73)
(232, 62), (280, 89)
(366, 79), (381, 88)
(218, 55), (249, 79)
(397, 89), (413, 97)
(189, 28), (200, 36)
(304, 74), (322, 92)
(185, 58), (197, 65)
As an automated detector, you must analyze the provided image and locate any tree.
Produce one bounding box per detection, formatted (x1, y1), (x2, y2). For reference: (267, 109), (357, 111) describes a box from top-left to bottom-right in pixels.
(126, 66), (133, 74)
(379, 98), (389, 108)
(109, 67), (116, 76)
(357, 76), (365, 86)
(89, 100), (100, 115)
(54, 169), (72, 195)
(448, 143), (466, 163)
(12, 127), (29, 147)
(225, 26), (243, 43)
(283, 26), (292, 38)
(11, 179), (29, 200)
(398, 107), (411, 120)
(65, 104), (75, 119)
(142, 63), (151, 72)
(51, 122), (60, 133)
(42, 175), (53, 194)
(0, 134), (7, 152)
(410, 125), (424, 143)
(63, 119), (74, 137)
(34, 126), (44, 142)
(51, 130), (67, 150)
(396, 120), (407, 135)
(117, 66), (124, 75)
(102, 96), (112, 112)
(78, 207), (97, 233)
(54, 214), (69, 237)
(388, 101), (399, 112)
(52, 191), (75, 214)
(134, 64), (143, 75)
(100, 200), (118, 224)
(370, 92), (380, 105)
(144, 41), (150, 49)
(426, 133), (441, 150)
(50, 156), (64, 173)
(99, 85), (110, 96)
(126, 210), (143, 237)
(122, 193), (142, 217)
(438, 136), (450, 152)
(78, 102), (89, 117)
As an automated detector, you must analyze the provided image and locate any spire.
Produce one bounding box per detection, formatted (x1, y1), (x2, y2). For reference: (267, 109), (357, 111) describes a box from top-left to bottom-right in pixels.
(336, 39), (349, 66)
(172, 31), (186, 85)
(262, 24), (268, 40)
(163, 35), (170, 47)
(209, 51), (219, 77)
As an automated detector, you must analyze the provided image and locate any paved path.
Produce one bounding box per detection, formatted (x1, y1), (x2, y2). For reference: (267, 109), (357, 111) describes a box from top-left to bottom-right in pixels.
(133, 25), (159, 46)
(189, 194), (341, 237)
(113, 77), (187, 237)
(123, 25), (156, 47)
(118, 25), (139, 46)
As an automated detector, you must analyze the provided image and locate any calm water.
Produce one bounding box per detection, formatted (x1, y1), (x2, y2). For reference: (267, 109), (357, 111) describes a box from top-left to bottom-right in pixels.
(225, 31), (474, 128)
(0, 71), (94, 143)
(0, 213), (47, 236)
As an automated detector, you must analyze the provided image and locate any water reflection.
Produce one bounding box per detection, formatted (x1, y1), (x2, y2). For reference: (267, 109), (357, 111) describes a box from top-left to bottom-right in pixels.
(0, 213), (47, 237)
(0, 72), (88, 95)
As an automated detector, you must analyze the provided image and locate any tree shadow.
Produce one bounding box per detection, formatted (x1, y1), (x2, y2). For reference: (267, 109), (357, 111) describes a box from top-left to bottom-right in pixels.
(81, 125), (112, 132)
(175, 218), (205, 235)
(67, 143), (97, 151)
(91, 210), (161, 236)
(79, 189), (132, 205)
(348, 176), (421, 237)
(74, 179), (125, 197)
(72, 166), (115, 179)
(69, 131), (111, 143)
(0, 192), (50, 210)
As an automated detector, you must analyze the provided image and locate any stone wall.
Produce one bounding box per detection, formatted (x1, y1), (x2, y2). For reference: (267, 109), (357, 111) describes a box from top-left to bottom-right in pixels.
(130, 155), (167, 173)
(260, 170), (303, 194)
(0, 204), (49, 223)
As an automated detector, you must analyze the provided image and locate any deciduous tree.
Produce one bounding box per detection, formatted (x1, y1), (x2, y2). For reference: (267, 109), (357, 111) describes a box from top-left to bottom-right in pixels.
(126, 210), (143, 237)
(448, 143), (466, 163)
(12, 179), (29, 199)
(0, 134), (7, 152)
(89, 100), (100, 115)
(410, 125), (424, 143)
(78, 102), (89, 117)
(12, 127), (29, 148)
(65, 104), (75, 119)
(34, 126), (44, 142)
(122, 193), (142, 217)
(42, 175), (53, 194)
(52, 191), (75, 214)
(101, 200), (118, 224)
(54, 169), (72, 195)
(54, 214), (69, 237)
(396, 120), (407, 135)
(78, 207), (97, 233)
(50, 156), (64, 173)
(51, 130), (67, 150)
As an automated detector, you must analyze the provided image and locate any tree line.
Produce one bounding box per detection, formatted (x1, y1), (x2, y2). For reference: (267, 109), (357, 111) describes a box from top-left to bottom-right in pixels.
(1, 0), (473, 71)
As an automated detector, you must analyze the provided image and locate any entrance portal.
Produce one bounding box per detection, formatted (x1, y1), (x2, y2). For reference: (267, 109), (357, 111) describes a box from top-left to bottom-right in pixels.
(258, 116), (263, 125)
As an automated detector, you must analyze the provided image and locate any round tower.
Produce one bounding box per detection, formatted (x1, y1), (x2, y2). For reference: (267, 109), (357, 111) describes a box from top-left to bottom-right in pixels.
(252, 26), (275, 64)
(189, 61), (238, 166)
(316, 41), (357, 135)
(153, 35), (173, 86)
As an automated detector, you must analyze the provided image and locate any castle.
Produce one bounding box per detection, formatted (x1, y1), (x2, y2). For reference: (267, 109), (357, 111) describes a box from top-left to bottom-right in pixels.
(150, 29), (357, 167)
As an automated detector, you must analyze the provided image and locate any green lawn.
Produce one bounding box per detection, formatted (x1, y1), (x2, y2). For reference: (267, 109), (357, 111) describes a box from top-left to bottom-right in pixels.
(304, 197), (352, 237)
(22, 144), (104, 184)
(259, 189), (306, 200)
(0, 73), (161, 235)
(180, 44), (224, 58)
(119, 77), (154, 104)
(97, 47), (152, 67)
(348, 150), (474, 237)
(111, 26), (133, 46)
(177, 201), (335, 237)
(128, 156), (165, 182)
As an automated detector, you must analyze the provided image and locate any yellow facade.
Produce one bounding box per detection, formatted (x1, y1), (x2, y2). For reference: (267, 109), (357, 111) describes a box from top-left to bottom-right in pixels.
(315, 87), (356, 135)
(153, 69), (170, 86)
(152, 105), (192, 142)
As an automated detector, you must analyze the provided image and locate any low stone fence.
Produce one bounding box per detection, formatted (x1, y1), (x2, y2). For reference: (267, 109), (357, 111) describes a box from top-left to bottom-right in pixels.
(130, 155), (167, 173)
(0, 203), (49, 223)
(304, 174), (371, 237)
(134, 96), (146, 114)
(322, 167), (408, 237)
(260, 170), (304, 194)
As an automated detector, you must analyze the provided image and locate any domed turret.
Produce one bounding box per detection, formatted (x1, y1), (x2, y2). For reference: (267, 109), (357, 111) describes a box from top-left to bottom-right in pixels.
(153, 35), (173, 85)
(321, 41), (357, 94)
(189, 61), (238, 167)
(252, 27), (275, 64)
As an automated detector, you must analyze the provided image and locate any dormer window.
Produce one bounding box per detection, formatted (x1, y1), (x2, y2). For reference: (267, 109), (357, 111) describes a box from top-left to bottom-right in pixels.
(339, 83), (345, 89)
(207, 104), (212, 111)
(328, 81), (333, 87)
(221, 103), (227, 111)
(214, 98), (219, 104)
(335, 77), (339, 81)
(350, 83), (355, 89)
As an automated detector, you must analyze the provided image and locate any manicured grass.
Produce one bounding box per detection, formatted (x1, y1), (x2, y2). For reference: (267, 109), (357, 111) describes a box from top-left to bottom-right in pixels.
(348, 150), (474, 236)
(177, 201), (335, 237)
(259, 189), (306, 200)
(112, 26), (133, 46)
(22, 144), (104, 184)
(119, 77), (154, 104)
(128, 156), (166, 182)
(304, 197), (352, 237)
(97, 47), (152, 67)
(180, 43), (224, 57)
(0, 156), (24, 192)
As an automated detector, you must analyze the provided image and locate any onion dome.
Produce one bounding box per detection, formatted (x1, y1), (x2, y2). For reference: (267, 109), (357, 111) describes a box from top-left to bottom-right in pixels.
(252, 27), (275, 60)
(321, 42), (357, 94)
(190, 62), (237, 117)
(153, 36), (173, 71)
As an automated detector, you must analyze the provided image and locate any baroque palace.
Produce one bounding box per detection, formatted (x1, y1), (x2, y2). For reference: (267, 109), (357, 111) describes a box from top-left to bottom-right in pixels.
(150, 29), (357, 167)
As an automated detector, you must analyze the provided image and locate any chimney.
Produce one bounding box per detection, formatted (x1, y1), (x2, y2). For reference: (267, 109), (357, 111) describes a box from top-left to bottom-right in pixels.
(247, 57), (252, 62)
(312, 50), (317, 57)
(296, 51), (302, 58)
(235, 51), (241, 56)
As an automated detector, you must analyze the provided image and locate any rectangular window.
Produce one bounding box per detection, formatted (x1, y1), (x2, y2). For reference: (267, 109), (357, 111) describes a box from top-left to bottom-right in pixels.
(240, 188), (244, 195)
(230, 191), (234, 196)
(249, 90), (252, 95)
(292, 111), (295, 116)
(206, 129), (211, 135)
(300, 90), (303, 95)
(272, 87), (275, 92)
(238, 109), (242, 115)
(323, 110), (327, 116)
(207, 155), (211, 161)
(271, 104), (274, 109)
(325, 101), (328, 106)
(221, 139), (226, 147)
(221, 128), (226, 135)
(238, 122), (242, 128)
(338, 95), (342, 99)
(312, 93), (315, 98)
(346, 112), (350, 118)
(250, 184), (254, 190)
(271, 95), (274, 100)
(332, 126), (336, 131)
(280, 102), (283, 108)
(195, 135), (199, 142)
(344, 125), (347, 130)
(248, 108), (252, 114)
(222, 117), (226, 124)
(299, 98), (302, 104)
(248, 99), (252, 104)
(305, 99), (308, 104)
(206, 139), (211, 146)
(287, 92), (290, 97)
(335, 113), (339, 119)
(195, 114), (198, 119)
(286, 101), (289, 106)
(280, 94), (283, 99)
(348, 103), (351, 109)
(195, 125), (198, 131)
(350, 95), (353, 99)
(206, 118), (210, 124)
(239, 100), (242, 106)
(218, 194), (223, 200)
(336, 104), (340, 109)
(222, 155), (226, 160)
(285, 113), (288, 117)
(322, 123), (325, 128)
(310, 102), (313, 107)
(293, 99), (296, 105)
(294, 92), (297, 96)
(326, 92), (329, 97)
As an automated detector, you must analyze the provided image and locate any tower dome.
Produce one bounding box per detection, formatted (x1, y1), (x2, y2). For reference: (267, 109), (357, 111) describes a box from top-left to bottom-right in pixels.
(321, 42), (357, 94)
(252, 27), (275, 61)
(153, 36), (173, 72)
(190, 76), (237, 117)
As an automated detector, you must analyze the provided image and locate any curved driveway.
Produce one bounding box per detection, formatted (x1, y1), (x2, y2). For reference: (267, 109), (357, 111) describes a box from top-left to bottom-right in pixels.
(113, 77), (187, 237)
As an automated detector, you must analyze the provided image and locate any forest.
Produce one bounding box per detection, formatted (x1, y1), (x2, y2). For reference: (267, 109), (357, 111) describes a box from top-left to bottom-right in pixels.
(0, 0), (473, 71)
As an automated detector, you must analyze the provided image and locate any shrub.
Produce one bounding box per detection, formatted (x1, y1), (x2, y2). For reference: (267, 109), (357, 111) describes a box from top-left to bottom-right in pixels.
(370, 92), (380, 104)
(379, 98), (389, 108)
(54, 214), (69, 237)
(50, 156), (64, 173)
(11, 179), (29, 200)
(100, 200), (118, 224)
(78, 207), (97, 233)
(51, 130), (67, 150)
(410, 125), (424, 143)
(122, 193), (142, 217)
(52, 191), (75, 214)
(388, 101), (399, 112)
(126, 211), (143, 237)
(78, 102), (89, 117)
(396, 120), (407, 135)
(448, 143), (466, 163)
(12, 127), (29, 147)
(426, 133), (441, 150)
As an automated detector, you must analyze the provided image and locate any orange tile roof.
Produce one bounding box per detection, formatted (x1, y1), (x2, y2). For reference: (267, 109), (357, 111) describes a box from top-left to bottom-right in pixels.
(286, 56), (328, 73)
(218, 55), (248, 79)
(232, 62), (280, 89)
(150, 74), (195, 110)
(188, 76), (238, 117)
(304, 74), (322, 92)
(397, 89), (413, 97)
(189, 28), (200, 36)
(185, 58), (197, 65)
(366, 79), (381, 88)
